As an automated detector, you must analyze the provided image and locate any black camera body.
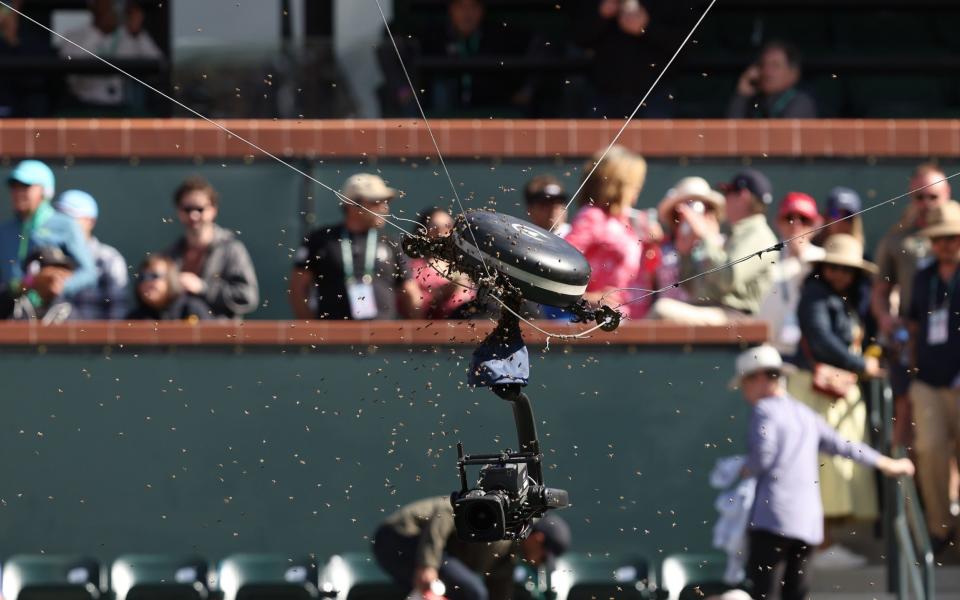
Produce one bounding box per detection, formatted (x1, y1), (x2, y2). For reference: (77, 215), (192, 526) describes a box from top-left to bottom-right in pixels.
(451, 392), (569, 543)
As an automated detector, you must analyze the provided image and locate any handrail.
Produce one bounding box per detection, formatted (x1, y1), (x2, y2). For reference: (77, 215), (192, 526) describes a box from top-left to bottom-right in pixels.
(877, 377), (936, 600)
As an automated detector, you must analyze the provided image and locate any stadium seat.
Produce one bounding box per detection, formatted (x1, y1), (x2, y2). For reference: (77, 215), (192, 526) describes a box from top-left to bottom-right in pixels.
(1, 555), (102, 600)
(660, 553), (728, 600)
(847, 75), (949, 118)
(317, 553), (404, 600)
(831, 11), (939, 55)
(552, 553), (656, 600)
(215, 554), (318, 600)
(110, 555), (209, 600)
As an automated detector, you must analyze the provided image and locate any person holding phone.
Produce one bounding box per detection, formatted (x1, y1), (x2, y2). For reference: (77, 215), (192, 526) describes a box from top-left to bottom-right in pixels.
(727, 40), (817, 119)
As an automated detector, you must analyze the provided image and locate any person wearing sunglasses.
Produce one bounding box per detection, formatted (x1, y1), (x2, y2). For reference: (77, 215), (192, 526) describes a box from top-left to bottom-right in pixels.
(758, 192), (824, 357)
(871, 163), (952, 446)
(165, 176), (259, 319)
(790, 234), (884, 569)
(649, 169), (778, 324)
(906, 200), (960, 554)
(126, 255), (210, 321)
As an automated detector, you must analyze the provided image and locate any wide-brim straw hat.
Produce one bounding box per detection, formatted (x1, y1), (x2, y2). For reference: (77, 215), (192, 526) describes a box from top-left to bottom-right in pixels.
(811, 233), (877, 274)
(658, 176), (726, 225)
(728, 344), (796, 390)
(920, 200), (960, 238)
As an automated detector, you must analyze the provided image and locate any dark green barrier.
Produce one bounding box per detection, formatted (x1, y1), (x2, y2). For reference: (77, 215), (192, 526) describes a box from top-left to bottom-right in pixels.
(0, 344), (749, 559)
(0, 158), (939, 318)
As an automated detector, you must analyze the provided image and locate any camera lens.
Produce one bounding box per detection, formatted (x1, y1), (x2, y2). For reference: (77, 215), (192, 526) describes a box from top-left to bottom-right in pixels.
(466, 502), (498, 531)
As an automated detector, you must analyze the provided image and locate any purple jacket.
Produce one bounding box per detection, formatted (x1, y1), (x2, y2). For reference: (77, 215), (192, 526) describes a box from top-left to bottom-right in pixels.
(746, 394), (880, 545)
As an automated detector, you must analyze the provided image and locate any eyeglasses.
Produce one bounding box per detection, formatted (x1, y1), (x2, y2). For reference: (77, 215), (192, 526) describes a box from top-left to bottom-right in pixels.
(780, 213), (814, 226)
(913, 193), (940, 202)
(140, 271), (164, 282)
(178, 204), (208, 214)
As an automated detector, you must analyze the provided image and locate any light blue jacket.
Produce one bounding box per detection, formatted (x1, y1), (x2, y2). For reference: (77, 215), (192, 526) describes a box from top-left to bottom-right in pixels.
(0, 202), (96, 295)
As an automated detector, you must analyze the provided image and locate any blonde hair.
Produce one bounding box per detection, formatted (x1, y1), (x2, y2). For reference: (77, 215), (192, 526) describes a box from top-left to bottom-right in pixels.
(577, 146), (647, 216)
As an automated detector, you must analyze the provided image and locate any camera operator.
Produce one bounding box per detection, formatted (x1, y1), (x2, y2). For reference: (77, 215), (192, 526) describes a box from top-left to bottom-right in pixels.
(372, 496), (570, 600)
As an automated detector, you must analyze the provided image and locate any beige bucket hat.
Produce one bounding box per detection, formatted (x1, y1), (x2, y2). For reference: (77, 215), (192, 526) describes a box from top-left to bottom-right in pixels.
(811, 233), (877, 274)
(658, 176), (726, 225)
(342, 173), (396, 202)
(920, 200), (960, 238)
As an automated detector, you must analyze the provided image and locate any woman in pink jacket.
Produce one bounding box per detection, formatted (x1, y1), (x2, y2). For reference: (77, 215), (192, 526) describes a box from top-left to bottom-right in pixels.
(565, 145), (649, 318)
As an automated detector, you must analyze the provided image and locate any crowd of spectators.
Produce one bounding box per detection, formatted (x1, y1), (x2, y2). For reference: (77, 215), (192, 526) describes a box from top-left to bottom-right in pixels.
(0, 0), (163, 118)
(0, 153), (957, 561)
(378, 0), (819, 119)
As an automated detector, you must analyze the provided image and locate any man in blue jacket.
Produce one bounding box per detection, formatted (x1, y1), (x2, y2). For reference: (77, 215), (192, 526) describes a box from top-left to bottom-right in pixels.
(733, 345), (914, 600)
(0, 160), (95, 304)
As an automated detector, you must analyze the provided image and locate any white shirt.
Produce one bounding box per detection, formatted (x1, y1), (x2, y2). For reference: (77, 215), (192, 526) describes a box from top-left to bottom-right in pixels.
(758, 243), (826, 356)
(60, 24), (162, 106)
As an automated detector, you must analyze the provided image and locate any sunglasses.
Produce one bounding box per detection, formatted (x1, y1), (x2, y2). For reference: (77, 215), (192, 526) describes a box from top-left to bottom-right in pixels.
(931, 235), (960, 244)
(140, 271), (164, 282)
(823, 264), (859, 275)
(780, 213), (814, 226)
(913, 193), (939, 202)
(178, 204), (209, 214)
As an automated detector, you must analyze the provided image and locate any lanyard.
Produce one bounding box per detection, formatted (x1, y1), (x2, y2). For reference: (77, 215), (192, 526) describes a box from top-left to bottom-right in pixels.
(930, 267), (960, 310)
(340, 229), (378, 284)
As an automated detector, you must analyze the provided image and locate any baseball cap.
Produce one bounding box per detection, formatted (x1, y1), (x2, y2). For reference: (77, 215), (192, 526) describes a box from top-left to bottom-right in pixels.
(718, 169), (773, 206)
(777, 192), (822, 224)
(54, 189), (99, 219)
(25, 245), (76, 271)
(342, 173), (395, 202)
(531, 514), (571, 564)
(8, 160), (55, 201)
(728, 344), (795, 389)
(524, 176), (567, 205)
(826, 187), (862, 218)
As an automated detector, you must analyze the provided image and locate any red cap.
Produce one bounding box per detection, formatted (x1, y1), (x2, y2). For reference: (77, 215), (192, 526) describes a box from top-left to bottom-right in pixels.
(778, 192), (822, 224)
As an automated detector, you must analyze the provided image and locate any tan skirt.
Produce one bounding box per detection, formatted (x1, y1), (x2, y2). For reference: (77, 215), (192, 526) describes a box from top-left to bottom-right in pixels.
(787, 369), (879, 519)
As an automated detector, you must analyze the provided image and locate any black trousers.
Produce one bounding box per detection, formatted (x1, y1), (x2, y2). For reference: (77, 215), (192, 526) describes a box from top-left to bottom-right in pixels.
(744, 529), (813, 600)
(372, 525), (489, 600)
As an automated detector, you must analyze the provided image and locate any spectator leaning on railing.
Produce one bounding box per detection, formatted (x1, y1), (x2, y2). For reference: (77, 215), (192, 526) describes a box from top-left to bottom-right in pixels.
(0, 160), (96, 303)
(54, 190), (129, 320)
(165, 177), (259, 319)
(727, 40), (817, 119)
(789, 233), (883, 569)
(289, 173), (421, 321)
(906, 200), (960, 554)
(649, 169), (778, 325)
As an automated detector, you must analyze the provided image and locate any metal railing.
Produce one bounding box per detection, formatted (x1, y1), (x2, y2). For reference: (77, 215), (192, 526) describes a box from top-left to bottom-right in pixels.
(873, 379), (936, 600)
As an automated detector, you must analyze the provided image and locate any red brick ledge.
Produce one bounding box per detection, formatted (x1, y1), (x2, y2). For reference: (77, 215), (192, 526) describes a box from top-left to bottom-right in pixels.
(0, 320), (768, 347)
(0, 119), (955, 160)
